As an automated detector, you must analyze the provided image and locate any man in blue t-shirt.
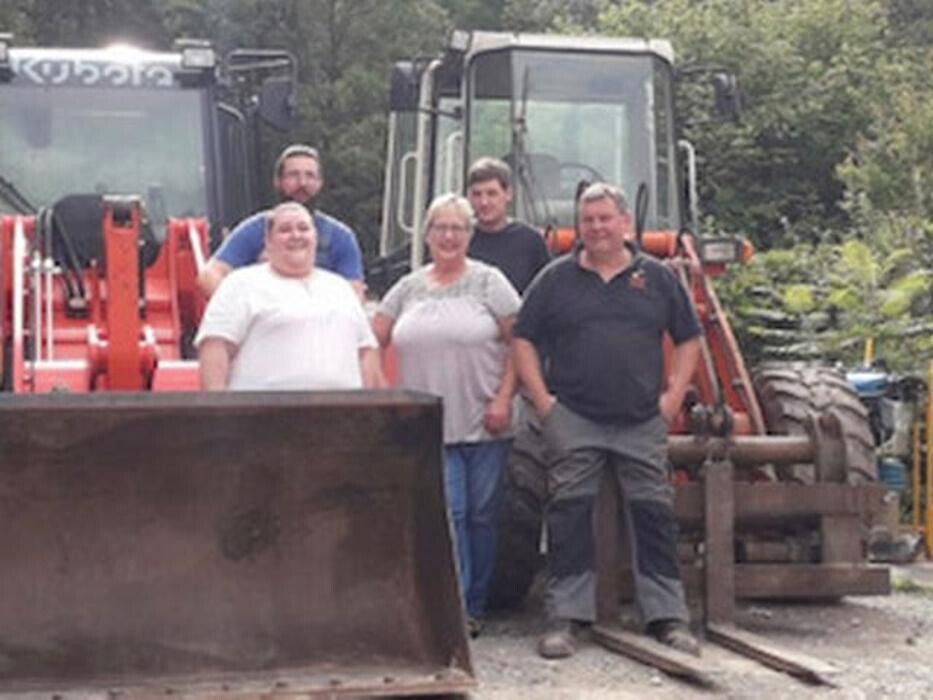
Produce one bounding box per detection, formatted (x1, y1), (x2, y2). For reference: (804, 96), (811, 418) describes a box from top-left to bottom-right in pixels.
(198, 144), (364, 297)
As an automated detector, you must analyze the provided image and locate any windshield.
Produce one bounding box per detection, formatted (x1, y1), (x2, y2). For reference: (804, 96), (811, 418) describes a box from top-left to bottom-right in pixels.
(468, 50), (679, 230)
(0, 85), (208, 236)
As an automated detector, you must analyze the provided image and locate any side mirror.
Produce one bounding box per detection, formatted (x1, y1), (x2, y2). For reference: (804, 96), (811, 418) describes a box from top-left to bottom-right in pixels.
(389, 61), (421, 112)
(258, 76), (297, 131)
(712, 72), (742, 122)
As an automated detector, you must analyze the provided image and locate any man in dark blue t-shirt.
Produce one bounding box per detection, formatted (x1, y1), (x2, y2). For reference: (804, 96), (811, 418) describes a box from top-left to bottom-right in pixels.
(198, 144), (364, 297)
(465, 157), (552, 518)
(514, 183), (702, 659)
(466, 157), (550, 295)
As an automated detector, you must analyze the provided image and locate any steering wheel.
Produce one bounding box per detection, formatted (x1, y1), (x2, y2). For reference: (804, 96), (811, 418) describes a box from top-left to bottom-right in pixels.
(558, 162), (605, 194)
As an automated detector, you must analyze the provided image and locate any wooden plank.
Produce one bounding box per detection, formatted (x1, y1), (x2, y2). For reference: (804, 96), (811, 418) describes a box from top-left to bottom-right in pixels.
(616, 564), (890, 600)
(735, 564), (891, 598)
(674, 483), (887, 528)
(821, 515), (864, 563)
(704, 458), (735, 624)
(592, 624), (718, 689)
(737, 539), (796, 562)
(595, 469), (622, 623)
(707, 624), (839, 686)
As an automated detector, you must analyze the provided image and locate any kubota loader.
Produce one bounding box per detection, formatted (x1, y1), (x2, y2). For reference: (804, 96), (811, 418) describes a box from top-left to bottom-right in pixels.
(0, 36), (473, 697)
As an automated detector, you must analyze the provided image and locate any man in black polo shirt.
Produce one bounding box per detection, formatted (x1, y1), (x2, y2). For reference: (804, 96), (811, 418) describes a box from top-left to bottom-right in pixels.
(513, 183), (702, 659)
(467, 157), (550, 294)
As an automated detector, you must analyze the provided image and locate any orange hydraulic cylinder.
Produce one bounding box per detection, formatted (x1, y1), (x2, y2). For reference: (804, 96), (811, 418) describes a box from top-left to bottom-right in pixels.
(103, 203), (144, 390)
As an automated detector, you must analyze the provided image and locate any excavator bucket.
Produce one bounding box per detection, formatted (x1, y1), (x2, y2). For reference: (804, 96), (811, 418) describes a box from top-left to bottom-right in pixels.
(0, 391), (473, 697)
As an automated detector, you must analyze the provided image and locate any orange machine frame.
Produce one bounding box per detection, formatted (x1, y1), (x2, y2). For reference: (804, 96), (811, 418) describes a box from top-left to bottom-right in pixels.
(1, 200), (208, 393)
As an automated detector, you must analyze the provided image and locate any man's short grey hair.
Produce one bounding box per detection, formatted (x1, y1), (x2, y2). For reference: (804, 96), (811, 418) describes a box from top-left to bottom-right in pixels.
(579, 182), (630, 215)
(274, 143), (321, 178)
(423, 193), (475, 235)
(265, 201), (315, 235)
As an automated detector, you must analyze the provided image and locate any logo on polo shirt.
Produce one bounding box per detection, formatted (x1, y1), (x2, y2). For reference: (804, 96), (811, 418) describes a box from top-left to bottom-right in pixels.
(629, 270), (647, 290)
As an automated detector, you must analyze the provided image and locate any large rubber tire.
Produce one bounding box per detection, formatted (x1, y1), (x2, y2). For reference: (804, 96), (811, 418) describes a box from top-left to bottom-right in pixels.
(486, 421), (548, 610)
(752, 363), (877, 483)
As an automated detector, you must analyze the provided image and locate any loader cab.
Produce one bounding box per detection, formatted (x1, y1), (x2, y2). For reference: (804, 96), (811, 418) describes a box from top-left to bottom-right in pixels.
(377, 32), (682, 281)
(0, 39), (295, 240)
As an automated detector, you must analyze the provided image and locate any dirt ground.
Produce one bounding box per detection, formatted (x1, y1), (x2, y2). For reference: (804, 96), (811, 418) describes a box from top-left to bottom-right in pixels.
(467, 563), (933, 699)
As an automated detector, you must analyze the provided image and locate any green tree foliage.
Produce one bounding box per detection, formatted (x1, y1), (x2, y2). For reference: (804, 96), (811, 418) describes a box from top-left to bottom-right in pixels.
(721, 233), (933, 370)
(438, 0), (505, 29)
(198, 0), (450, 256)
(884, 0), (933, 47)
(570, 0), (899, 250)
(839, 70), (933, 221)
(0, 0), (30, 36)
(830, 53), (933, 370)
(1, 0), (170, 47)
(501, 0), (598, 32)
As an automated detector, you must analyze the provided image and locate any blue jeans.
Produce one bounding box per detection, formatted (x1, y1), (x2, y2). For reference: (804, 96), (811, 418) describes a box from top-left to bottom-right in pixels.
(444, 439), (512, 619)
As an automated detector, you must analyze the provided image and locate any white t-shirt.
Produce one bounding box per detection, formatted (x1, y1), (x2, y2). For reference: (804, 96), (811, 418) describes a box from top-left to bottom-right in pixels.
(195, 264), (376, 390)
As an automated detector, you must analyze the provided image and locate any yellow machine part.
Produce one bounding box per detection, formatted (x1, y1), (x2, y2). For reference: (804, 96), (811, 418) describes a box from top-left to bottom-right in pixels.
(0, 391), (473, 697)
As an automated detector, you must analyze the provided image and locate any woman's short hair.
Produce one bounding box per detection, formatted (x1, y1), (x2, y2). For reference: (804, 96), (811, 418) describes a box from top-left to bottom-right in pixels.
(423, 193), (475, 235)
(265, 201), (314, 235)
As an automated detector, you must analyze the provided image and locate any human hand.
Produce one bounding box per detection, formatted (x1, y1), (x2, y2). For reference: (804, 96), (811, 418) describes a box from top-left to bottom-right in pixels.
(658, 391), (681, 424)
(535, 394), (558, 421)
(484, 395), (512, 435)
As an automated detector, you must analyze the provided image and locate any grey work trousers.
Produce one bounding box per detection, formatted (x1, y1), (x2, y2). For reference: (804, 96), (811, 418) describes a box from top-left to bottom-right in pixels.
(540, 401), (688, 626)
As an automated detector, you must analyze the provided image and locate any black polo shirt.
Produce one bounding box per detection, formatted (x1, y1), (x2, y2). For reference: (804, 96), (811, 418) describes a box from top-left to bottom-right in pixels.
(514, 247), (701, 425)
(468, 221), (551, 294)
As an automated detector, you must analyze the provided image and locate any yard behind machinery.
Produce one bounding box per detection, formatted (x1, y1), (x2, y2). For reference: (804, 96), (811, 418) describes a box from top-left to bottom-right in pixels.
(0, 27), (928, 698)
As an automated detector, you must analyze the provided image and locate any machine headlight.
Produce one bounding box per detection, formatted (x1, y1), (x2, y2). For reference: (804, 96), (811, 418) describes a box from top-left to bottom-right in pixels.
(181, 46), (215, 70)
(699, 236), (744, 265)
(174, 38), (216, 71)
(447, 29), (472, 53)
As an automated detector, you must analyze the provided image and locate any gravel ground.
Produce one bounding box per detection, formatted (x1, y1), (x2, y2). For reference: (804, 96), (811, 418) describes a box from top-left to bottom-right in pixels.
(467, 568), (933, 699)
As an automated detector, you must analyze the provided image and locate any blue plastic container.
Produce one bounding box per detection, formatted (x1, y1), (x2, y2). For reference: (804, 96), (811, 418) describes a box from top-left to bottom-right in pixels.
(878, 457), (908, 492)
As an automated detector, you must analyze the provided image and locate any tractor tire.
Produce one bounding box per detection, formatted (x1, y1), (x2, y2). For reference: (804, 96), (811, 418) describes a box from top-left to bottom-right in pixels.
(752, 363), (877, 484)
(486, 420), (548, 610)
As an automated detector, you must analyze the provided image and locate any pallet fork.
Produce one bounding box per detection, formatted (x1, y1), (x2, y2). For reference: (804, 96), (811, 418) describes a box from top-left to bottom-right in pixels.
(590, 409), (888, 689)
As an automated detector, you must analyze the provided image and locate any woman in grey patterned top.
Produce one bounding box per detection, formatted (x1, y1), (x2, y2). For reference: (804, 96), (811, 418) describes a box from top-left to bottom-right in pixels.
(372, 193), (521, 636)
